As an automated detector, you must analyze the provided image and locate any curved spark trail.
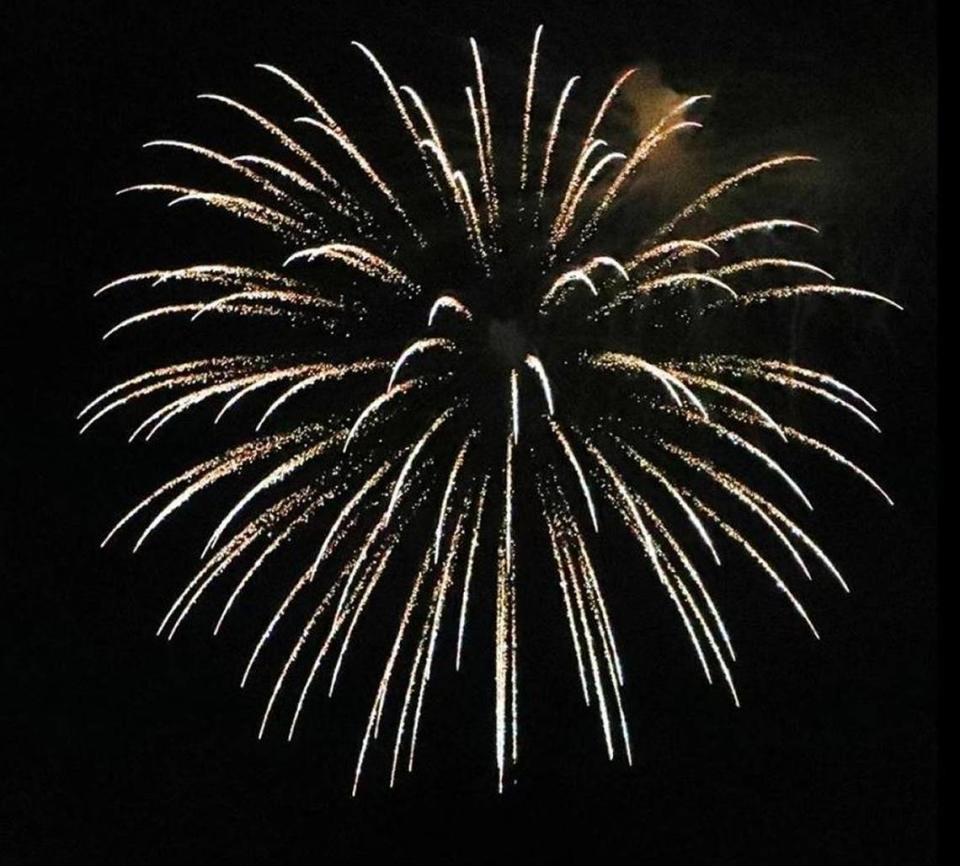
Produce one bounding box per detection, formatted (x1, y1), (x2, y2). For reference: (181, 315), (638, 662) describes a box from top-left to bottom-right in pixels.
(87, 27), (898, 793)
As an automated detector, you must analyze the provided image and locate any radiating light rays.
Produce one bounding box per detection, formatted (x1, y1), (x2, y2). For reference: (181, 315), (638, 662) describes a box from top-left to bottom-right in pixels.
(95, 264), (304, 297)
(452, 171), (489, 266)
(387, 338), (456, 390)
(417, 137), (490, 265)
(201, 429), (348, 557)
(733, 284), (903, 311)
(695, 356), (877, 412)
(468, 38), (496, 193)
(88, 359), (348, 434)
(652, 155), (819, 241)
(233, 154), (320, 193)
(434, 431), (477, 563)
(551, 421), (600, 531)
(712, 257), (835, 282)
(689, 495), (820, 639)
(591, 272), (738, 321)
(660, 441), (848, 591)
(584, 67), (638, 149)
(255, 360), (390, 431)
(196, 93), (361, 226)
(504, 432), (515, 572)
(509, 370), (520, 444)
(613, 437), (721, 565)
(238, 459), (397, 705)
(564, 93), (710, 248)
(551, 141), (627, 246)
(285, 243), (418, 294)
(625, 238), (720, 272)
(467, 36), (499, 227)
(655, 404), (814, 511)
(166, 485), (323, 640)
(308, 460), (396, 581)
(80, 355), (263, 433)
(427, 295), (472, 327)
(561, 137), (607, 201)
(386, 408), (458, 517)
(494, 529), (518, 791)
(288, 514), (405, 742)
(293, 116), (424, 244)
(660, 369), (786, 441)
(537, 75), (580, 214)
(400, 508), (469, 777)
(247, 63), (392, 227)
(538, 472), (631, 762)
(213, 489), (333, 636)
(350, 42), (444, 201)
(115, 366), (346, 443)
(118, 183), (309, 237)
(497, 436), (519, 785)
(160, 486), (321, 640)
(113, 428), (323, 553)
(358, 482), (479, 793)
(701, 218), (820, 247)
(674, 357), (882, 432)
(353, 550), (431, 796)
(351, 42), (418, 139)
(99, 452), (227, 548)
(253, 63), (344, 133)
(519, 25), (544, 194)
(456, 475), (489, 671)
(90, 28), (896, 793)
(102, 286), (344, 340)
(585, 443), (728, 671)
(344, 378), (422, 451)
(540, 268), (598, 309)
(588, 351), (709, 418)
(197, 93), (335, 182)
(716, 406), (893, 506)
(102, 301), (279, 343)
(638, 492), (738, 669)
(585, 442), (717, 689)
(189, 289), (339, 322)
(524, 354), (555, 415)
(578, 116), (704, 244)
(690, 357), (874, 408)
(466, 86), (497, 228)
(142, 139), (295, 209)
(540, 482), (593, 705)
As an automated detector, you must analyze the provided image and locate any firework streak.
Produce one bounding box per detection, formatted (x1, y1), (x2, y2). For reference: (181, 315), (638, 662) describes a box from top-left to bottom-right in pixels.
(85, 29), (899, 792)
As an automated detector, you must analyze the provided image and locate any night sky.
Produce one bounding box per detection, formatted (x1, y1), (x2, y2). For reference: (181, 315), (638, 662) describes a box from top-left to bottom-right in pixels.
(6, 0), (936, 862)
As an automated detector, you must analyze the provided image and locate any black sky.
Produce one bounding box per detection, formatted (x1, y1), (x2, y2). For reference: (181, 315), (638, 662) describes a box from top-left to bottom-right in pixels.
(5, 0), (937, 862)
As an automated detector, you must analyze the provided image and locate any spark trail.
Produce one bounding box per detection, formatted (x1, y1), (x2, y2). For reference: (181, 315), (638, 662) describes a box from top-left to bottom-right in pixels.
(87, 27), (898, 793)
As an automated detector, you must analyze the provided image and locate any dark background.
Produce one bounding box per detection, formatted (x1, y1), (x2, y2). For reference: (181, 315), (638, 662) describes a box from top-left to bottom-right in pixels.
(5, 0), (937, 862)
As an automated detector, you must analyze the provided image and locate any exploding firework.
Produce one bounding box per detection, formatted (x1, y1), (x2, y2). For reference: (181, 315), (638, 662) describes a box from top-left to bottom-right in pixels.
(83, 28), (899, 793)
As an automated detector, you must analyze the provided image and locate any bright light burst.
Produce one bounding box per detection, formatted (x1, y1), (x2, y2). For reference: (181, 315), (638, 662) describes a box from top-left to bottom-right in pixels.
(84, 28), (899, 793)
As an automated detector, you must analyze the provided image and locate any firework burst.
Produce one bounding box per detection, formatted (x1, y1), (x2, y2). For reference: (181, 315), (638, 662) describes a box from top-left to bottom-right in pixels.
(84, 28), (899, 793)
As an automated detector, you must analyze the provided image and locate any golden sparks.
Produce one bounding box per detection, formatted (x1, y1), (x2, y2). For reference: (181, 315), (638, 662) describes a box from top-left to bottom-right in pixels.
(88, 27), (898, 793)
